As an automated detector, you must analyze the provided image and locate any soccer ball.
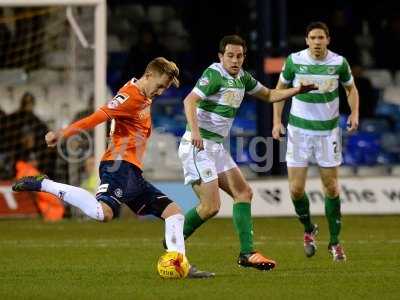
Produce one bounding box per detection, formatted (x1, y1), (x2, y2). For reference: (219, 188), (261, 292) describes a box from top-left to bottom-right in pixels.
(157, 251), (190, 279)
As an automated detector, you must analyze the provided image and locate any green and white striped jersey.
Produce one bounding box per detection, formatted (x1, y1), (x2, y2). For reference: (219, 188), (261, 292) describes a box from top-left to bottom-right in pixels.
(189, 63), (262, 142)
(280, 49), (353, 135)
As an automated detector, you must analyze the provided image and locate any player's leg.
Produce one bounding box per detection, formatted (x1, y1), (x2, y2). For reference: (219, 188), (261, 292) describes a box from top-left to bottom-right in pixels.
(218, 167), (276, 270)
(12, 175), (108, 221)
(319, 166), (346, 261)
(288, 167), (315, 233)
(286, 129), (318, 257)
(288, 167), (318, 257)
(316, 129), (346, 261)
(129, 181), (215, 278)
(183, 179), (221, 239)
(178, 139), (221, 240)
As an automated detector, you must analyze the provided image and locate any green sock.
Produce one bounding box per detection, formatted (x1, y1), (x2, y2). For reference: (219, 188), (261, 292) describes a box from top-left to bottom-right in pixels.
(325, 195), (341, 245)
(183, 207), (205, 239)
(233, 202), (254, 254)
(292, 193), (314, 233)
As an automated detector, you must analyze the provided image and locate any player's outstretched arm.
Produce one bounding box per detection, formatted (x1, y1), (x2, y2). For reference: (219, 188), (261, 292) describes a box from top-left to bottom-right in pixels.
(183, 92), (203, 150)
(253, 82), (318, 104)
(45, 110), (109, 147)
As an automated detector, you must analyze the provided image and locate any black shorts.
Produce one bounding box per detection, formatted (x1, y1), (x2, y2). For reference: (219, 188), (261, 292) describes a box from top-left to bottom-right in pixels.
(96, 160), (173, 219)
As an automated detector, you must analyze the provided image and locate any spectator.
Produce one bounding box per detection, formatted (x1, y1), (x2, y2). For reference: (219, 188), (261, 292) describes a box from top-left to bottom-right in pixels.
(5, 92), (55, 178)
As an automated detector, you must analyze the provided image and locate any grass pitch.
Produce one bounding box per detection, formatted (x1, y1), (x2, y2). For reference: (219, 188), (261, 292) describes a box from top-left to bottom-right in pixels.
(1, 215), (399, 299)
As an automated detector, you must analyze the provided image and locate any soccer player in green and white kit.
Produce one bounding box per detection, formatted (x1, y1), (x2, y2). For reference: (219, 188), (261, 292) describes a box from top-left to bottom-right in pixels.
(272, 22), (359, 261)
(179, 35), (317, 270)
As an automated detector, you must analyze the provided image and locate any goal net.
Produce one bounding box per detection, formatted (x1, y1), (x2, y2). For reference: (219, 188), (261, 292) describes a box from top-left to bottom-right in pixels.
(0, 1), (106, 193)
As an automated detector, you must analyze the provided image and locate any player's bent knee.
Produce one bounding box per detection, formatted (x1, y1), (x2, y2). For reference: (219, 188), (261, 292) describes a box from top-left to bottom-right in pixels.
(325, 186), (340, 198)
(290, 186), (306, 200)
(161, 202), (182, 219)
(233, 186), (253, 202)
(101, 203), (114, 222)
(323, 180), (339, 198)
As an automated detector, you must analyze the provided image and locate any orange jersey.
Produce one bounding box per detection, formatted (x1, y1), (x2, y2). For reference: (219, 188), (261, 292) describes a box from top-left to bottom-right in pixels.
(61, 79), (152, 170)
(100, 80), (152, 169)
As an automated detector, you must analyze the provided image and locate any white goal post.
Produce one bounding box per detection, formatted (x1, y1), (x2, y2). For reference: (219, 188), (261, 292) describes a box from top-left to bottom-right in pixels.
(0, 0), (107, 168)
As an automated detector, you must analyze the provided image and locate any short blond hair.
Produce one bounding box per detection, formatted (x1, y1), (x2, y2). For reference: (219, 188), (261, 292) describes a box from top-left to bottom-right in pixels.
(145, 57), (180, 87)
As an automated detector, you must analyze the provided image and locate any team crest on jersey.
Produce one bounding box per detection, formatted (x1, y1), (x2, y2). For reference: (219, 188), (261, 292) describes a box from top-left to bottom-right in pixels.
(114, 188), (123, 198)
(327, 66), (336, 75)
(202, 168), (213, 179)
(107, 92), (129, 108)
(199, 76), (209, 86)
(227, 79), (234, 86)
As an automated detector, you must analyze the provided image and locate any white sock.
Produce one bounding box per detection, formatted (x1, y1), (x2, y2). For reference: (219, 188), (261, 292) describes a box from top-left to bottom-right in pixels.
(165, 214), (185, 255)
(41, 179), (104, 221)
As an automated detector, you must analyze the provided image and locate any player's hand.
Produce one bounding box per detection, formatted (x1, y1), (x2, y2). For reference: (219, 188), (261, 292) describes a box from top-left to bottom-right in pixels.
(347, 113), (359, 133)
(191, 130), (204, 150)
(45, 131), (60, 147)
(272, 123), (286, 140)
(297, 83), (318, 93)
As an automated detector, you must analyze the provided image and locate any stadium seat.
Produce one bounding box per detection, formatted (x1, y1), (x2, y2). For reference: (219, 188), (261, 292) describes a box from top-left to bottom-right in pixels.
(364, 69), (393, 89)
(153, 116), (185, 137)
(45, 51), (70, 69)
(143, 131), (182, 179)
(231, 118), (257, 136)
(28, 69), (61, 85)
(360, 118), (390, 133)
(375, 101), (400, 123)
(237, 99), (257, 121)
(0, 86), (16, 114)
(382, 132), (400, 153)
(0, 69), (27, 85)
(395, 70), (400, 86)
(383, 86), (400, 105)
(345, 132), (382, 165)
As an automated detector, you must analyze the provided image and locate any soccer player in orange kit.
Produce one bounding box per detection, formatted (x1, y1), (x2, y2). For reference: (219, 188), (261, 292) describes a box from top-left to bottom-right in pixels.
(13, 57), (214, 278)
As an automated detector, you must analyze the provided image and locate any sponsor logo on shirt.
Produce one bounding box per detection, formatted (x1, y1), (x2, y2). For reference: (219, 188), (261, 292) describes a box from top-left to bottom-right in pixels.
(107, 92), (130, 108)
(299, 65), (308, 73)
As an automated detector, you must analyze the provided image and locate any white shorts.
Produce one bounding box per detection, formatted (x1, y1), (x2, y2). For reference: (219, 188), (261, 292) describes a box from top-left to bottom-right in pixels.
(286, 127), (342, 168)
(178, 132), (237, 185)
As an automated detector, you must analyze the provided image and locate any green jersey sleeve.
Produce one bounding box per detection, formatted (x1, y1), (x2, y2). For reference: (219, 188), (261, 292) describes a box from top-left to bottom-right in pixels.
(242, 71), (261, 94)
(338, 57), (353, 85)
(280, 55), (295, 84)
(193, 68), (222, 98)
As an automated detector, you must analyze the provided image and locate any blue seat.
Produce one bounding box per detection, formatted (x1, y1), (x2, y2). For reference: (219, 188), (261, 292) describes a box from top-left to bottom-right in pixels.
(153, 117), (186, 137)
(345, 132), (382, 166)
(377, 151), (400, 165)
(375, 101), (400, 122)
(231, 118), (256, 136)
(237, 99), (257, 121)
(360, 118), (390, 133)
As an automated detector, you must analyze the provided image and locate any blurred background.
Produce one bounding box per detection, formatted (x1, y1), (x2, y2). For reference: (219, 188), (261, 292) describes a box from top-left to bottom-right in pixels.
(1, 0), (400, 219)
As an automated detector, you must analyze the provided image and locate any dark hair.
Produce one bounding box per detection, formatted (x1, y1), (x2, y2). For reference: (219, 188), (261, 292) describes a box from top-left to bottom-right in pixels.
(306, 21), (330, 37)
(219, 35), (247, 54)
